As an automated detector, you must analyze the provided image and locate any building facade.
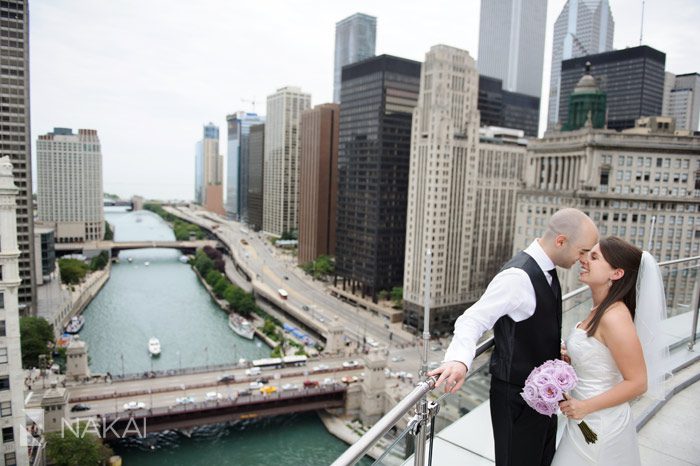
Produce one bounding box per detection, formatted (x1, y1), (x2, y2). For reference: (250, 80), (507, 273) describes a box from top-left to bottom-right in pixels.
(0, 157), (31, 466)
(514, 123), (700, 304)
(663, 73), (700, 132)
(478, 75), (540, 137)
(547, 0), (614, 128)
(298, 104), (339, 264)
(263, 86), (311, 236)
(333, 13), (377, 103)
(33, 226), (55, 286)
(195, 123), (223, 212)
(478, 0), (547, 98)
(247, 124), (265, 231)
(559, 46), (666, 131)
(335, 55), (421, 300)
(403, 46), (528, 332)
(0, 0), (36, 312)
(36, 128), (104, 243)
(226, 112), (264, 221)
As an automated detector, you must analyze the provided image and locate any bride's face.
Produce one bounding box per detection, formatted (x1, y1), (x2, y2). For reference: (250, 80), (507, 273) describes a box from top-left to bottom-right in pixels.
(578, 243), (616, 287)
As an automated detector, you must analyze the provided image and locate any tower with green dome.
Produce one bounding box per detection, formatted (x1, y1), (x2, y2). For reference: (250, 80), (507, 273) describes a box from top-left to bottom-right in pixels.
(562, 62), (607, 131)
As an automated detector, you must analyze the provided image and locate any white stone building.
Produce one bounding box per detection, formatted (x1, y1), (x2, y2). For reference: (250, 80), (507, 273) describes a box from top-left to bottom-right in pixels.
(0, 157), (30, 466)
(36, 128), (104, 243)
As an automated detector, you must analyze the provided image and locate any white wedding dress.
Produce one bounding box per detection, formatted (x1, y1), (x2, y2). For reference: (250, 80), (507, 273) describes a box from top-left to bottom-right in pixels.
(552, 325), (641, 465)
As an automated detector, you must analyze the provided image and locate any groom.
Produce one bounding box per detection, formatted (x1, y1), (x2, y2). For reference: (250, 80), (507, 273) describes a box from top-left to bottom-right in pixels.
(429, 208), (598, 466)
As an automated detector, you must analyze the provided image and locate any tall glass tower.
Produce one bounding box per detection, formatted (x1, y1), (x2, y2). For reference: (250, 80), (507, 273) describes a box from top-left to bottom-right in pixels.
(226, 112), (264, 221)
(333, 13), (377, 103)
(547, 0), (614, 128)
(478, 0), (547, 98)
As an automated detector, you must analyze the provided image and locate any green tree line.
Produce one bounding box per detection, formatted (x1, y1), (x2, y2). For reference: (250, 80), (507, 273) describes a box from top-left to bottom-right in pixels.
(144, 203), (204, 240)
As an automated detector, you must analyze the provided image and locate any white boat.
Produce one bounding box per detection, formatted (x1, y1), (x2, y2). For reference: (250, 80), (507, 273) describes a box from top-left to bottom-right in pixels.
(65, 316), (85, 334)
(148, 337), (161, 356)
(179, 255), (189, 264)
(144, 261), (150, 266)
(127, 257), (133, 263)
(228, 314), (254, 340)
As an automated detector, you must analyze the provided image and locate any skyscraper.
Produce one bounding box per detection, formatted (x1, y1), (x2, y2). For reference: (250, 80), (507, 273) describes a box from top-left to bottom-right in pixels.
(196, 123), (224, 215)
(663, 73), (700, 132)
(335, 55), (420, 300)
(36, 128), (104, 243)
(247, 124), (265, 231)
(0, 157), (30, 466)
(226, 112), (264, 221)
(403, 46), (527, 332)
(333, 13), (377, 103)
(298, 103), (339, 264)
(478, 75), (541, 137)
(263, 87), (311, 236)
(1, 0), (36, 313)
(478, 0), (547, 98)
(558, 46), (666, 131)
(548, 0), (614, 128)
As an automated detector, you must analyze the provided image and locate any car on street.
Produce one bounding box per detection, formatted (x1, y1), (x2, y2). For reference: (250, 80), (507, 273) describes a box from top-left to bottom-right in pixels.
(238, 389), (252, 397)
(312, 364), (329, 372)
(259, 385), (277, 395)
(123, 401), (146, 410)
(342, 360), (360, 368)
(217, 374), (236, 383)
(282, 383), (298, 391)
(70, 404), (91, 412)
(391, 356), (405, 362)
(256, 377), (270, 384)
(205, 391), (223, 401)
(249, 381), (263, 389)
(303, 380), (319, 388)
(175, 396), (195, 405)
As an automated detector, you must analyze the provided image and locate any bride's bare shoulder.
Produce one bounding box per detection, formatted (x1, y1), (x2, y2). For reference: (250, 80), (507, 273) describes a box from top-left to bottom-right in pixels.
(600, 301), (635, 331)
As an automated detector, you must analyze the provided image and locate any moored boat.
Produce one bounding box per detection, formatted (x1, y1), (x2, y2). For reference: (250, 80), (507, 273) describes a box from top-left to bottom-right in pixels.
(148, 337), (161, 356)
(64, 315), (85, 334)
(228, 314), (254, 340)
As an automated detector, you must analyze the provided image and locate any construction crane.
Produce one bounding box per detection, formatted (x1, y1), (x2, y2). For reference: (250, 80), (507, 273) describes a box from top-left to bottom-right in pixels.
(241, 98), (257, 113)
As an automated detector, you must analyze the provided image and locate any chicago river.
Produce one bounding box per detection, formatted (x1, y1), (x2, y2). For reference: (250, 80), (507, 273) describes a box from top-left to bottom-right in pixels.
(78, 208), (369, 465)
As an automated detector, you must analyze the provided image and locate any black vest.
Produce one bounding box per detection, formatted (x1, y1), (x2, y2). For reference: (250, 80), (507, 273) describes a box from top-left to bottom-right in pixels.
(489, 251), (562, 387)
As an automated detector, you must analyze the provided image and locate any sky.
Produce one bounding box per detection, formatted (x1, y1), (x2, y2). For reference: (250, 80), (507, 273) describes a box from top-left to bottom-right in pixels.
(29, 0), (700, 201)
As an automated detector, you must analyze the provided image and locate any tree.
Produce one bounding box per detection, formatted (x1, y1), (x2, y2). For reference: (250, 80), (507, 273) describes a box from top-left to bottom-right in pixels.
(45, 424), (113, 466)
(390, 287), (404, 309)
(20, 316), (54, 369)
(378, 290), (390, 301)
(314, 255), (334, 277)
(103, 221), (114, 240)
(58, 258), (89, 285)
(205, 270), (222, 287)
(213, 276), (229, 298)
(213, 258), (225, 273)
(89, 251), (109, 271)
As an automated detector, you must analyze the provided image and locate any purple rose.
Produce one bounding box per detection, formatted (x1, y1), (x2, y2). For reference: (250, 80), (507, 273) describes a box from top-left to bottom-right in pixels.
(532, 372), (555, 387)
(539, 383), (563, 403)
(532, 399), (557, 417)
(553, 367), (577, 391)
(521, 384), (538, 402)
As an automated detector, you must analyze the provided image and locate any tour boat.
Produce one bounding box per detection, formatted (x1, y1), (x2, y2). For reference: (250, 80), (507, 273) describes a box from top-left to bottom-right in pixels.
(148, 337), (161, 356)
(64, 316), (85, 334)
(228, 314), (255, 340)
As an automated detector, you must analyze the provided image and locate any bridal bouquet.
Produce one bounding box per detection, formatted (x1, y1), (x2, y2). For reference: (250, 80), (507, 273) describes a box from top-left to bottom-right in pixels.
(520, 359), (598, 444)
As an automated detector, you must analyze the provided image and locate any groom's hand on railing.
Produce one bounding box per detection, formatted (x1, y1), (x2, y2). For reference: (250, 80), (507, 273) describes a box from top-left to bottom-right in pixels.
(428, 361), (467, 394)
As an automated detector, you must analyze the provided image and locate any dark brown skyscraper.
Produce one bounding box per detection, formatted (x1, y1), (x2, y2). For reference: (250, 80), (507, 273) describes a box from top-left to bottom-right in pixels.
(1, 0), (36, 312)
(247, 124), (265, 231)
(298, 104), (339, 264)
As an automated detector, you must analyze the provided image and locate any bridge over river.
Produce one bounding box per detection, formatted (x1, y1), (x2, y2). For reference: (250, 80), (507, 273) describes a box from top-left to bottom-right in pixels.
(54, 239), (220, 255)
(26, 357), (363, 436)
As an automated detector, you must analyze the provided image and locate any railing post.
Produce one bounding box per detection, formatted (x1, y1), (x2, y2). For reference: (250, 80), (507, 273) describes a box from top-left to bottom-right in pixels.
(413, 250), (432, 466)
(689, 268), (700, 351)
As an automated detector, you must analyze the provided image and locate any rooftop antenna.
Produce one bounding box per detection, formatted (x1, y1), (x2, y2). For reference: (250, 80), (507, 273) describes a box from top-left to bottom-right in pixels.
(639, 0), (646, 46)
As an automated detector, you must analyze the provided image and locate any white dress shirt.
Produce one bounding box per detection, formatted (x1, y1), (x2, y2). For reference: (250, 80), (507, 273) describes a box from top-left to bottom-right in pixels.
(443, 239), (556, 371)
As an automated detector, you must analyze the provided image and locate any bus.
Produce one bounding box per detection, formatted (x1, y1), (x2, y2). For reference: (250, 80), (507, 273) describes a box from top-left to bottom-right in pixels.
(278, 289), (288, 299)
(251, 355), (308, 370)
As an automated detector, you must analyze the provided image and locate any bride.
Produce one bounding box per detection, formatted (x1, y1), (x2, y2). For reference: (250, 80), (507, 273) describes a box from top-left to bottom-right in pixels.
(553, 236), (668, 465)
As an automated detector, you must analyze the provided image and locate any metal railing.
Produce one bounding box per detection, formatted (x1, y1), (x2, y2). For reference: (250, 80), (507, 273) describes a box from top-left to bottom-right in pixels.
(331, 254), (700, 466)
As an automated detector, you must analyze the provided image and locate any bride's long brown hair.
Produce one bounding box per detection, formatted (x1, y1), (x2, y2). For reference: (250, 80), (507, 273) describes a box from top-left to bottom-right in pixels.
(586, 236), (643, 337)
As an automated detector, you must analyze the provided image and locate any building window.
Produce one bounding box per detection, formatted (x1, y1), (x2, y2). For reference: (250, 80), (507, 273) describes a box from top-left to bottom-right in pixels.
(0, 292), (3, 310)
(3, 452), (16, 466)
(0, 348), (7, 364)
(1, 426), (13, 443)
(0, 320), (4, 337)
(0, 376), (9, 391)
(0, 402), (11, 417)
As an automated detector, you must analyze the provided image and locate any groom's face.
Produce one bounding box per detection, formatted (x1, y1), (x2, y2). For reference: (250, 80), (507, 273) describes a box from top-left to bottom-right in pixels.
(560, 224), (598, 269)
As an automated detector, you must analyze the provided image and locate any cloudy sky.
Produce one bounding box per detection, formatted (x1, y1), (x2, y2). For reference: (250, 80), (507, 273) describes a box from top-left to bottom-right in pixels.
(30, 0), (700, 200)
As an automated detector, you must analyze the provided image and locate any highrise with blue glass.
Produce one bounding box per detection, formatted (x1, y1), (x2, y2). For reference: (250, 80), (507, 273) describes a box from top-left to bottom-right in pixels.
(226, 112), (264, 221)
(333, 13), (376, 103)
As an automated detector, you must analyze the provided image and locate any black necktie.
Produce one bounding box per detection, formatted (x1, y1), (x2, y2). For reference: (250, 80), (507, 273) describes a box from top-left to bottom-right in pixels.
(548, 268), (561, 299)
